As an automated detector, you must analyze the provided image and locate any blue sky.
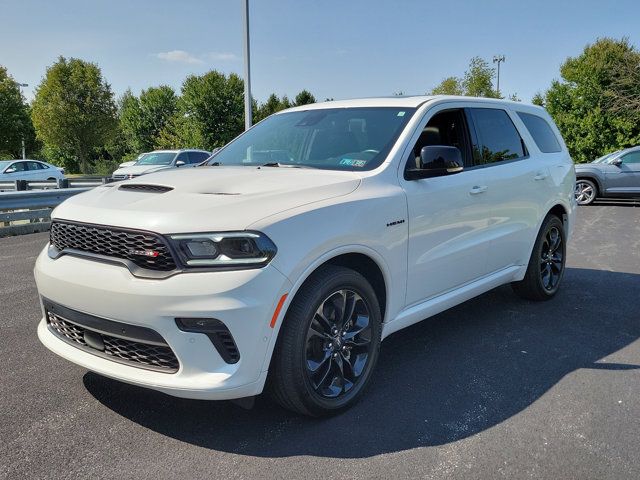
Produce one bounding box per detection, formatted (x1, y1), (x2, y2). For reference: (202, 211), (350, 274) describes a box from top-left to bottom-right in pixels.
(1, 0), (639, 104)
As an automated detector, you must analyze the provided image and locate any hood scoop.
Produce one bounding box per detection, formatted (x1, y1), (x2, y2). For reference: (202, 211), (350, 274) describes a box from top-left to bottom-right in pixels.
(119, 184), (173, 193)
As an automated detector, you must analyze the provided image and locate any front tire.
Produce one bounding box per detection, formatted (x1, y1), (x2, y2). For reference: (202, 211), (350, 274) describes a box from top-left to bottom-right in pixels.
(512, 215), (566, 301)
(575, 179), (597, 205)
(269, 265), (382, 416)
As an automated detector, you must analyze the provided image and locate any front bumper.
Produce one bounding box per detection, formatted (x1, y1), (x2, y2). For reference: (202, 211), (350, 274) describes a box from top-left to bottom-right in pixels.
(34, 246), (291, 400)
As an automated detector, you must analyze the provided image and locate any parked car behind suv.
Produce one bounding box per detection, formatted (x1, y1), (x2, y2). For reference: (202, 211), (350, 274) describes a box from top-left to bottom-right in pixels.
(574, 146), (640, 204)
(0, 159), (64, 182)
(111, 149), (211, 180)
(35, 96), (575, 416)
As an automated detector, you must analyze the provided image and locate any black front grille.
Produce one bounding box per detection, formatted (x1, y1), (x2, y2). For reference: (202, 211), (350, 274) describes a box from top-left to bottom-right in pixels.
(119, 184), (173, 193)
(46, 310), (179, 373)
(50, 221), (177, 271)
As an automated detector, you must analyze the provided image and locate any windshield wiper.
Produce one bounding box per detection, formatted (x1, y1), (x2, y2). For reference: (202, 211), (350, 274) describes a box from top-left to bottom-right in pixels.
(260, 162), (317, 169)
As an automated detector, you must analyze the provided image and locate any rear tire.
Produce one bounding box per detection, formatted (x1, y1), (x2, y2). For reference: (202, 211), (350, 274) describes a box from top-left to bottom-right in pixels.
(575, 179), (597, 205)
(512, 215), (566, 301)
(269, 265), (382, 416)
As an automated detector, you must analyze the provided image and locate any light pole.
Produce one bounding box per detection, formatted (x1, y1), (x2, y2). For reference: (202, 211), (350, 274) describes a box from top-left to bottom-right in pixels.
(492, 55), (505, 97)
(17, 82), (29, 159)
(242, 0), (252, 130)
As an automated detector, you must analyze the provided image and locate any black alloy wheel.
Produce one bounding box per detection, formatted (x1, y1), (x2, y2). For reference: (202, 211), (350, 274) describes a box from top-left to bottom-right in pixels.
(304, 289), (373, 398)
(512, 214), (567, 301)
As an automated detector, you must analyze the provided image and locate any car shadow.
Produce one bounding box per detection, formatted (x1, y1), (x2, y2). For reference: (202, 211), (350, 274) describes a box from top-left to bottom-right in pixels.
(592, 198), (639, 207)
(83, 267), (640, 458)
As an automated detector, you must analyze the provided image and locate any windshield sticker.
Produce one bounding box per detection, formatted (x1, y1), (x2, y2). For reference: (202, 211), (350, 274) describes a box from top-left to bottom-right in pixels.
(397, 111), (406, 117)
(340, 158), (367, 167)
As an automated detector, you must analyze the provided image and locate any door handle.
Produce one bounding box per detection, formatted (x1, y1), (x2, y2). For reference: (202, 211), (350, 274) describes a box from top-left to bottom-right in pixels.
(469, 185), (488, 195)
(534, 173), (548, 181)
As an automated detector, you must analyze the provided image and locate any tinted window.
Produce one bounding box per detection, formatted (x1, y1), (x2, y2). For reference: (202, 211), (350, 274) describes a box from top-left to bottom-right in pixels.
(621, 151), (640, 164)
(469, 108), (526, 165)
(9, 162), (27, 172)
(517, 112), (561, 153)
(188, 152), (209, 164)
(175, 152), (189, 164)
(407, 109), (472, 170)
(27, 161), (43, 170)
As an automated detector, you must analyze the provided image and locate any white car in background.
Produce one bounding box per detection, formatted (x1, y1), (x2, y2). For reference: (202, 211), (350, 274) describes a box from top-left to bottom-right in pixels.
(35, 96), (575, 416)
(0, 159), (65, 182)
(111, 149), (211, 180)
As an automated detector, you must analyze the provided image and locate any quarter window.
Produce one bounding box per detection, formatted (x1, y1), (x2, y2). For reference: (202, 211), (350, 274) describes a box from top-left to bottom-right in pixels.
(517, 112), (562, 153)
(468, 108), (526, 165)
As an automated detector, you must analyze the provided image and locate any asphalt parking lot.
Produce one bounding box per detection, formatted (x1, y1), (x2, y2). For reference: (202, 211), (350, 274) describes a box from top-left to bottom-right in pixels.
(1, 202), (639, 480)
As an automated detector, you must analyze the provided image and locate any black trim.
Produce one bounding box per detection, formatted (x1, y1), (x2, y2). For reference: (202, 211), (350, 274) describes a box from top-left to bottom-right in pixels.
(43, 298), (166, 345)
(175, 318), (240, 364)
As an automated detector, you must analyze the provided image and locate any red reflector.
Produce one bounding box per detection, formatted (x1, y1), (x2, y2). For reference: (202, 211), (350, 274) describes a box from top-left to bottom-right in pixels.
(270, 294), (288, 328)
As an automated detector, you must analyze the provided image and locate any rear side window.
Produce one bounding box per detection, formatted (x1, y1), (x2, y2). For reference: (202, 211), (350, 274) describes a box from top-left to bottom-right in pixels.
(468, 108), (526, 165)
(517, 112), (562, 153)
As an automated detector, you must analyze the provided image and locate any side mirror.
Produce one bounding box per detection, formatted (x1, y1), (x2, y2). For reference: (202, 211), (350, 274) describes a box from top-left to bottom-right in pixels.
(5, 167), (16, 174)
(611, 158), (622, 166)
(406, 146), (464, 180)
(175, 160), (186, 167)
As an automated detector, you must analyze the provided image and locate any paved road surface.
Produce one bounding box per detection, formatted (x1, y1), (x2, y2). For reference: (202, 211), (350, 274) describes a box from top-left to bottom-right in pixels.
(1, 203), (639, 479)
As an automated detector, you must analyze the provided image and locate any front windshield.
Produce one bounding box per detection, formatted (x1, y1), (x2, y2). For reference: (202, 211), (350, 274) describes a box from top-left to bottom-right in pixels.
(592, 151), (618, 163)
(208, 107), (416, 171)
(0, 160), (12, 171)
(136, 152), (176, 166)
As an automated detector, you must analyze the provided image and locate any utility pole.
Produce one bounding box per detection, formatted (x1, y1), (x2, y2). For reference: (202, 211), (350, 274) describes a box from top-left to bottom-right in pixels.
(17, 82), (29, 159)
(242, 0), (252, 130)
(492, 55), (505, 97)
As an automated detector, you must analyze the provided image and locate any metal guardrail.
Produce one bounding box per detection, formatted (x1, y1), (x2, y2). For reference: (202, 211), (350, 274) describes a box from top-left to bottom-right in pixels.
(0, 177), (108, 237)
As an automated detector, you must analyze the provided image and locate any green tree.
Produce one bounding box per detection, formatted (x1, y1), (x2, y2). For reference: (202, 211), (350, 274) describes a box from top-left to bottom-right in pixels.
(462, 57), (499, 98)
(541, 38), (640, 163)
(175, 70), (245, 149)
(32, 57), (117, 173)
(430, 57), (499, 98)
(119, 86), (178, 152)
(294, 89), (316, 106)
(0, 66), (36, 158)
(430, 76), (464, 95)
(255, 93), (293, 121)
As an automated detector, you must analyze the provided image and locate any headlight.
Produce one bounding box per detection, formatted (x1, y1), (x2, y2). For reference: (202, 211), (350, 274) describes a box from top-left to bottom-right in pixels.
(169, 231), (277, 269)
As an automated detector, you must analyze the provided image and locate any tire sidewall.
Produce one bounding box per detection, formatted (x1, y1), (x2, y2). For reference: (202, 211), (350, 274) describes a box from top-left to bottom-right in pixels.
(533, 216), (567, 297)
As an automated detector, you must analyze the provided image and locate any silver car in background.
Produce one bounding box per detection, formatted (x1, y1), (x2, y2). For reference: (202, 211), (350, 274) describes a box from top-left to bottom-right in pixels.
(0, 159), (65, 182)
(111, 149), (211, 180)
(575, 146), (640, 204)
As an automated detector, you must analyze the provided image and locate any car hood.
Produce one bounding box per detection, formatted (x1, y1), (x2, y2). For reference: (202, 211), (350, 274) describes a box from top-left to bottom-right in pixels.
(53, 166), (361, 232)
(112, 165), (172, 176)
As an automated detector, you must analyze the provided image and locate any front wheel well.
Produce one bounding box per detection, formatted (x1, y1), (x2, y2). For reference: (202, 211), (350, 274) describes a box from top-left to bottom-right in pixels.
(322, 253), (387, 321)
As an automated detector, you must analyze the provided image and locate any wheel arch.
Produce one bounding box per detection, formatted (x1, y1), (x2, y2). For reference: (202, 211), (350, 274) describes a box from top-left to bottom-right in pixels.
(261, 247), (390, 384)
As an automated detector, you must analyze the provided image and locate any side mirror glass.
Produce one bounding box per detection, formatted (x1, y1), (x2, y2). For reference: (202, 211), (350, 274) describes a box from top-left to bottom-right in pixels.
(175, 160), (186, 167)
(406, 146), (464, 180)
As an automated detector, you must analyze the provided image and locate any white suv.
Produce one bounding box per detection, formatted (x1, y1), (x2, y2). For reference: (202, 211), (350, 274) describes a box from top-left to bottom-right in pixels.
(35, 96), (575, 416)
